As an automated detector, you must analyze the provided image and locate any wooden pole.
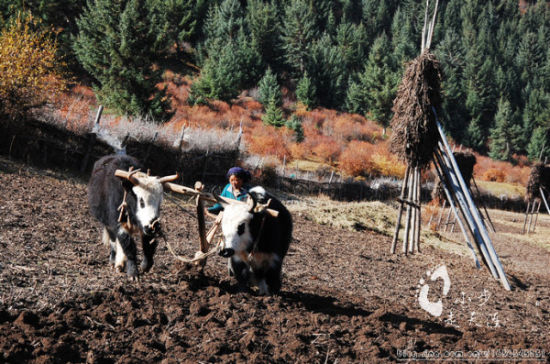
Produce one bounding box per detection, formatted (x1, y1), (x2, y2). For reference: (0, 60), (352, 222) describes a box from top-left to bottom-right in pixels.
(443, 203), (453, 232)
(522, 201), (531, 234)
(531, 200), (542, 233)
(436, 200), (447, 230)
(471, 177), (497, 233)
(408, 168), (417, 253)
(403, 168), (414, 255)
(414, 167), (422, 253)
(539, 187), (550, 214)
(80, 105), (103, 174)
(432, 153), (480, 268)
(436, 119), (510, 290)
(435, 148), (498, 278)
(391, 165), (411, 253)
(526, 200), (536, 234)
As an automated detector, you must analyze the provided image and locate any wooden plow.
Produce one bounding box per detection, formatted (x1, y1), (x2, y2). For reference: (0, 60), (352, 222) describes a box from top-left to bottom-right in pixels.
(115, 169), (278, 266)
(389, 0), (511, 290)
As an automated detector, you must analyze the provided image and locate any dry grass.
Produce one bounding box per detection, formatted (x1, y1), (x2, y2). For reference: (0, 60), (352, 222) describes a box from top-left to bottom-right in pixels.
(475, 180), (525, 200)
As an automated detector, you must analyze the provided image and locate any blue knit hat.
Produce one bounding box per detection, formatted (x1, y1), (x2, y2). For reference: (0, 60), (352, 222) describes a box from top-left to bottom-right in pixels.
(226, 166), (251, 182)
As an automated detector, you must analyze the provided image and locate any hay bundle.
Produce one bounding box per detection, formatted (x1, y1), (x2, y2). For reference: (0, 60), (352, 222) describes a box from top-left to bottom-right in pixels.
(390, 52), (442, 169)
(453, 152), (476, 188)
(432, 151), (476, 201)
(526, 163), (544, 202)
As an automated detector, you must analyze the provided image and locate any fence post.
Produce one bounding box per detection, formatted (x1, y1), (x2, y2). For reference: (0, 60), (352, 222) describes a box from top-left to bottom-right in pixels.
(80, 105), (103, 174)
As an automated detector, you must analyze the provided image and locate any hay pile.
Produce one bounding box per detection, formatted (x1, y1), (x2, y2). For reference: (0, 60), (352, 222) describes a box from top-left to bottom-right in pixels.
(432, 151), (476, 201)
(526, 163), (546, 201)
(390, 52), (442, 168)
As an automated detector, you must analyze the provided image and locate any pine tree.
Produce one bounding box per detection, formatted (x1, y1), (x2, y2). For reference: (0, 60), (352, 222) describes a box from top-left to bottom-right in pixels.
(522, 87), (550, 144)
(308, 33), (347, 108)
(464, 118), (485, 151)
(516, 31), (546, 89)
(246, 0), (282, 72)
(342, 0), (362, 24)
(281, 0), (318, 78)
(462, 44), (498, 151)
(296, 71), (317, 109)
(74, 0), (172, 121)
(390, 6), (416, 68)
(336, 21), (367, 72)
(258, 68), (282, 107)
(489, 98), (522, 161)
(345, 33), (398, 133)
(149, 0), (197, 59)
(262, 97), (285, 127)
(527, 127), (549, 162)
(285, 114), (304, 142)
(191, 1), (260, 103)
(190, 33), (254, 103)
(436, 29), (468, 143)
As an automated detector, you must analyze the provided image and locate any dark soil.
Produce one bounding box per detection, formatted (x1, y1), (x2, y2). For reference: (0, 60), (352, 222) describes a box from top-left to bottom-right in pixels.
(0, 157), (548, 363)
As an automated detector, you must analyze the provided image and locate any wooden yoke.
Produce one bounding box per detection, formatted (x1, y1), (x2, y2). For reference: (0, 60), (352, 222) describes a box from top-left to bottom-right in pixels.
(163, 182), (279, 217)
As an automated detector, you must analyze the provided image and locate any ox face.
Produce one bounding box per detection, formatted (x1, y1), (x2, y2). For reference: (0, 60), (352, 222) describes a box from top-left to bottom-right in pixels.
(219, 204), (254, 258)
(131, 177), (164, 236)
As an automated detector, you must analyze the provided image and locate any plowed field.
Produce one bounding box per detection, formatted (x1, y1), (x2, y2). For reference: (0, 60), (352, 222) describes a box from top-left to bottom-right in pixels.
(0, 157), (548, 363)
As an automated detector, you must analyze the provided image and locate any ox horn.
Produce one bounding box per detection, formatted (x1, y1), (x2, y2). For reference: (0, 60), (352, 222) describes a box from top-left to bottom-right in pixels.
(247, 193), (257, 213)
(158, 173), (179, 183)
(254, 198), (272, 213)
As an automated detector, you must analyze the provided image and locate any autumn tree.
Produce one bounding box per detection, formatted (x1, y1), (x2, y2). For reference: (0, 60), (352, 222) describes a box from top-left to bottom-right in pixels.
(0, 14), (67, 120)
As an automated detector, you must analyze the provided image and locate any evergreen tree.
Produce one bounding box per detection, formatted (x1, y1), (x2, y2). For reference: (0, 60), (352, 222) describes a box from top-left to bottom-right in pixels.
(522, 87), (550, 143)
(149, 0), (198, 59)
(296, 71), (317, 109)
(516, 31), (546, 90)
(462, 44), (498, 151)
(246, 0), (282, 72)
(464, 118), (485, 151)
(489, 98), (522, 161)
(390, 6), (416, 68)
(74, 0), (172, 121)
(345, 33), (398, 133)
(258, 68), (282, 107)
(191, 27), (260, 103)
(361, 0), (399, 46)
(308, 33), (347, 108)
(435, 29), (468, 142)
(336, 21), (367, 72)
(280, 0), (318, 77)
(262, 97), (285, 127)
(285, 114), (304, 142)
(342, 0), (362, 24)
(527, 127), (549, 162)
(191, 0), (261, 103)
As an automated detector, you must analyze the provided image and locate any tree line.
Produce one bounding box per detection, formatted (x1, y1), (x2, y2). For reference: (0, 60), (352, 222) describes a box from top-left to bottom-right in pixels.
(1, 0), (549, 162)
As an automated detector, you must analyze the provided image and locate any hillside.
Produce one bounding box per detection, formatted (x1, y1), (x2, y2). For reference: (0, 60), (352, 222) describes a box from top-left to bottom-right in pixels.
(49, 78), (532, 196)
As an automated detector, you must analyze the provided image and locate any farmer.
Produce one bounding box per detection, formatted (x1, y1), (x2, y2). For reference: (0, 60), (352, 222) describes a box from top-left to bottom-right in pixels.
(207, 166), (252, 215)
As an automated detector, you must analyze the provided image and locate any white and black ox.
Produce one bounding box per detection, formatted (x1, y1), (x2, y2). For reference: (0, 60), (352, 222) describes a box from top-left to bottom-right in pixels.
(88, 154), (177, 279)
(217, 187), (292, 295)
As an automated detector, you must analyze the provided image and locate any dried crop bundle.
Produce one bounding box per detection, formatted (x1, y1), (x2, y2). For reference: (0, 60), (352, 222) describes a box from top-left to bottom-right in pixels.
(432, 151), (476, 201)
(390, 52), (442, 169)
(526, 163), (544, 201)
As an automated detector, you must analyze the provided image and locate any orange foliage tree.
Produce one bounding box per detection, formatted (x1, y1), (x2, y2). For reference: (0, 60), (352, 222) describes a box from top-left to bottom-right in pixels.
(339, 140), (405, 178)
(0, 14), (67, 120)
